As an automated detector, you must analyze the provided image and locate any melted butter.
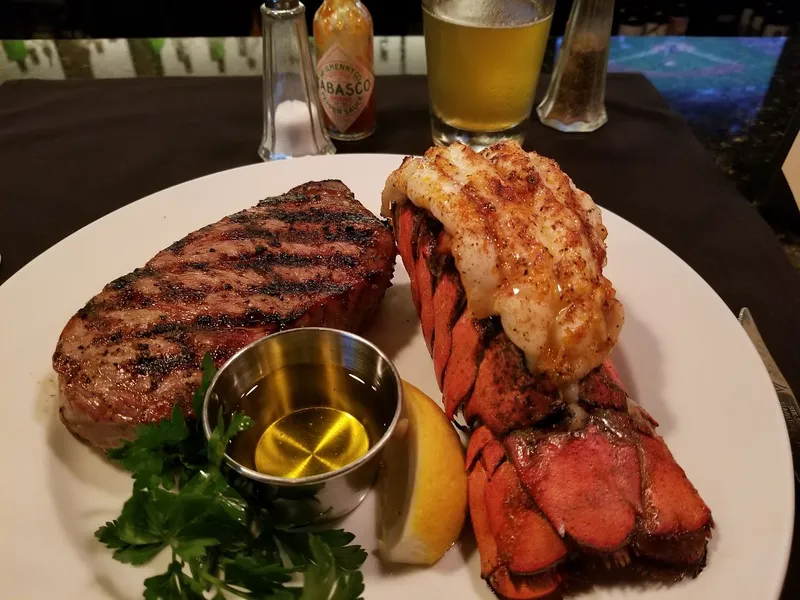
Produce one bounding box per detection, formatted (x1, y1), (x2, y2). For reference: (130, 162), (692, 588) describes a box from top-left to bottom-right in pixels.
(254, 407), (369, 478)
(227, 363), (389, 478)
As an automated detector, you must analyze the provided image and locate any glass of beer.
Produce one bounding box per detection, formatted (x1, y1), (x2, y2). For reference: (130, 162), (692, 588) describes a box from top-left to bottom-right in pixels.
(423, 0), (556, 149)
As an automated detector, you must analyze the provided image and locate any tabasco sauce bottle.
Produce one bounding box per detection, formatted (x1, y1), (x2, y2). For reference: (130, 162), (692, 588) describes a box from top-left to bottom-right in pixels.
(313, 0), (376, 141)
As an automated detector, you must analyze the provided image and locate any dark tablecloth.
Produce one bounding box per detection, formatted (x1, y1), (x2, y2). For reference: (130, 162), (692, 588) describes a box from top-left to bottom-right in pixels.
(0, 74), (798, 597)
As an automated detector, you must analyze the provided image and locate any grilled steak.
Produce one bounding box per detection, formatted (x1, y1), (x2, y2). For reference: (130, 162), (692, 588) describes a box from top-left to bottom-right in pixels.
(53, 180), (397, 449)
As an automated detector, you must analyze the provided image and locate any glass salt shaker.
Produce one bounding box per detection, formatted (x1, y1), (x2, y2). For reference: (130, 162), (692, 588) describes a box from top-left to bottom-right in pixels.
(258, 0), (335, 161)
(536, 0), (614, 133)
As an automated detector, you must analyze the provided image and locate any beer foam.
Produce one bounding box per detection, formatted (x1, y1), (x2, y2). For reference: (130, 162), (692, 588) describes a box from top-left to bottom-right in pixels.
(432, 0), (543, 28)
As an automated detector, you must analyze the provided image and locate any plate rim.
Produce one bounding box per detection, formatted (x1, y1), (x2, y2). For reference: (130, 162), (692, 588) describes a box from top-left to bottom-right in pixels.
(0, 153), (793, 598)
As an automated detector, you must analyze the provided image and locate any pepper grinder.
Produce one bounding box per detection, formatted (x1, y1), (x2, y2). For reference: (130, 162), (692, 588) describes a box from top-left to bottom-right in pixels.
(258, 0), (335, 161)
(536, 0), (615, 133)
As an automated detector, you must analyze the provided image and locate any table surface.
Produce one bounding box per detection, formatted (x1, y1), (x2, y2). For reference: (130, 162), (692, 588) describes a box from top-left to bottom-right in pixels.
(0, 72), (799, 598)
(3, 34), (800, 267)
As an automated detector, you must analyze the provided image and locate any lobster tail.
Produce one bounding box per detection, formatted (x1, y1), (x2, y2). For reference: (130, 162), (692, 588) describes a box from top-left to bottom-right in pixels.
(386, 142), (713, 599)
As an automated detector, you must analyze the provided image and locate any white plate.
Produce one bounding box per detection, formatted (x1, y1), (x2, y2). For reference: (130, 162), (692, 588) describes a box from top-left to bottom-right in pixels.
(0, 154), (793, 599)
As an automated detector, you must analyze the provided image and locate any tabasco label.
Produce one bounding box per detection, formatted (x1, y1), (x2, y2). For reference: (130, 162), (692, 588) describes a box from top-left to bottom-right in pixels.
(316, 44), (375, 134)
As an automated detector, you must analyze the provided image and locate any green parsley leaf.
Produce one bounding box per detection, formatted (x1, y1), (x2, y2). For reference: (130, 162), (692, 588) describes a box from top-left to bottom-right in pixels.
(98, 353), (367, 600)
(143, 561), (207, 600)
(169, 492), (248, 557)
(192, 354), (218, 418)
(107, 403), (191, 491)
(207, 410), (253, 468)
(109, 542), (166, 566)
(176, 570), (207, 599)
(181, 469), (249, 525)
(222, 555), (295, 594)
(173, 537), (218, 563)
(276, 529), (367, 572)
(315, 530), (368, 572)
(275, 532), (307, 570)
(143, 562), (183, 600)
(95, 488), (172, 564)
(331, 571), (365, 600)
(299, 536), (338, 600)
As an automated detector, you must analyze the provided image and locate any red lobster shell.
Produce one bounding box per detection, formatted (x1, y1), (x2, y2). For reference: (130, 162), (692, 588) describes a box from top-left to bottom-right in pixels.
(391, 197), (713, 598)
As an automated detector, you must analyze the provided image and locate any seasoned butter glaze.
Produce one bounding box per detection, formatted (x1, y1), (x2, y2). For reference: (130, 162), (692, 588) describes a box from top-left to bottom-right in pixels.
(229, 362), (388, 477)
(382, 141), (623, 384)
(254, 406), (370, 478)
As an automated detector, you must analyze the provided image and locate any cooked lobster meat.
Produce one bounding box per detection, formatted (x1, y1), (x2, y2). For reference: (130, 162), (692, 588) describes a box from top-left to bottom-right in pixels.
(382, 142), (713, 598)
(383, 141), (624, 385)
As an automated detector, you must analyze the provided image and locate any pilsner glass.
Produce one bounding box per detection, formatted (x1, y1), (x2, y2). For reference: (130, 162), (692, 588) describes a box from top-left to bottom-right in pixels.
(422, 0), (556, 149)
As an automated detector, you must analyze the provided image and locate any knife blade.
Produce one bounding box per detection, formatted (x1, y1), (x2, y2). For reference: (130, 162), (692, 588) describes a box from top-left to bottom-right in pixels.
(738, 307), (800, 481)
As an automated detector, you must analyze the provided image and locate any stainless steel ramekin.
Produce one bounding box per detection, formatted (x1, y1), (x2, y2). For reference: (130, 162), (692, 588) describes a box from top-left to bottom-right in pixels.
(202, 327), (402, 524)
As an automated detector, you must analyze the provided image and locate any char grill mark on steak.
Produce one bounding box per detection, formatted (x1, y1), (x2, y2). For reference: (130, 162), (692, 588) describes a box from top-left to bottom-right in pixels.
(84, 268), (364, 313)
(53, 180), (397, 450)
(219, 225), (377, 245)
(255, 207), (379, 224)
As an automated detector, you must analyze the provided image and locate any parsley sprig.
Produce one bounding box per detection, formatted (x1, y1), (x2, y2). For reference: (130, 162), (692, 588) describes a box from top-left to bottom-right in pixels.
(96, 355), (367, 600)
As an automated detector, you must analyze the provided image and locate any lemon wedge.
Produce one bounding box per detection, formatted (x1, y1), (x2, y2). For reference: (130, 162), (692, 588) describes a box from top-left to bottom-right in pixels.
(376, 380), (468, 565)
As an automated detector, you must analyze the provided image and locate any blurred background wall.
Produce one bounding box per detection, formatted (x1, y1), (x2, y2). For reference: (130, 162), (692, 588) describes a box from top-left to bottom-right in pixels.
(0, 1), (797, 40)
